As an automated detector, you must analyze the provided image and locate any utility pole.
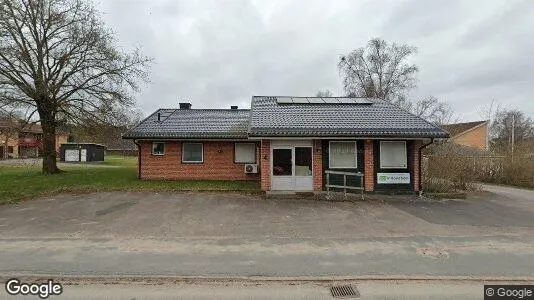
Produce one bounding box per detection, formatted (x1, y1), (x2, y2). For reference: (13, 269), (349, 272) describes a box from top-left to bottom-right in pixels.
(511, 115), (515, 163)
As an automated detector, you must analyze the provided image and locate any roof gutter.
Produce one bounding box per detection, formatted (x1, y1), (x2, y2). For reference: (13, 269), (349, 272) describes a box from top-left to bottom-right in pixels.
(418, 138), (434, 195)
(133, 139), (141, 179)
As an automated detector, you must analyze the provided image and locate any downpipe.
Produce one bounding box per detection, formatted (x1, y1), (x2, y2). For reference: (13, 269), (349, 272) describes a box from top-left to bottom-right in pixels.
(418, 138), (434, 197)
(133, 140), (141, 179)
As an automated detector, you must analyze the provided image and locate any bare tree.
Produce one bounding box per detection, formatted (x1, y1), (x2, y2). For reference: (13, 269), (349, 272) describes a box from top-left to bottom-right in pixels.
(0, 0), (151, 173)
(405, 96), (457, 125)
(338, 38), (418, 102)
(490, 109), (534, 149)
(69, 105), (143, 147)
(315, 89), (333, 97)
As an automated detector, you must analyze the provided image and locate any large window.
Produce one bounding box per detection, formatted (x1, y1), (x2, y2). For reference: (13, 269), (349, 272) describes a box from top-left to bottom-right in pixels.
(234, 143), (256, 163)
(152, 142), (165, 155)
(329, 141), (357, 168)
(379, 141), (407, 169)
(182, 143), (203, 163)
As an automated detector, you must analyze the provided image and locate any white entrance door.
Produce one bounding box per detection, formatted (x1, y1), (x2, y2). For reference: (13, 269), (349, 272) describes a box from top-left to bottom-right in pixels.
(271, 141), (313, 191)
(80, 149), (87, 162)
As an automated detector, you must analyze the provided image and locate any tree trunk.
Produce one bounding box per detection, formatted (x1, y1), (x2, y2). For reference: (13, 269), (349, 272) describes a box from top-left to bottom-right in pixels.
(37, 101), (61, 174)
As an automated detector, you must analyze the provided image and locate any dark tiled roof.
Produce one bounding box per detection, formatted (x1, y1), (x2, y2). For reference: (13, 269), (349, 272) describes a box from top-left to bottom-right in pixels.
(248, 96), (449, 138)
(122, 109), (250, 139)
(441, 120), (488, 137)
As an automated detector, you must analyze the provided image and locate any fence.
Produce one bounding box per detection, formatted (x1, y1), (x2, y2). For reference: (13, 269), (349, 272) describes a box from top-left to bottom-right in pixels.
(325, 170), (364, 199)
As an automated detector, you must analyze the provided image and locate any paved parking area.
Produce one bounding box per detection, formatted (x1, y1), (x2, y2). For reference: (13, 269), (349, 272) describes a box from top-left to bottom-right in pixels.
(391, 196), (534, 227)
(1, 188), (533, 278)
(0, 191), (532, 240)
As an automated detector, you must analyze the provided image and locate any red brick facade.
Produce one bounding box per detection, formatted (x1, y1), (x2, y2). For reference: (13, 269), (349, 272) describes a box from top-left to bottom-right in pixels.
(139, 141), (259, 180)
(312, 139), (323, 191)
(260, 139), (271, 191)
(138, 138), (424, 193)
(363, 139), (375, 191)
(412, 140), (422, 192)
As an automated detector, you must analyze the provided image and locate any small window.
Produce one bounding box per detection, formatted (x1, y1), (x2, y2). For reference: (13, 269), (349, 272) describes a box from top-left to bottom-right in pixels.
(182, 143), (203, 163)
(329, 141), (357, 168)
(380, 141), (407, 169)
(235, 143), (256, 163)
(7, 146), (14, 153)
(152, 142), (165, 155)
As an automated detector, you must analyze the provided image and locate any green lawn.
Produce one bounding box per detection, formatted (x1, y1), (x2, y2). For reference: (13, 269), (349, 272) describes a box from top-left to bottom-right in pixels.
(0, 156), (260, 204)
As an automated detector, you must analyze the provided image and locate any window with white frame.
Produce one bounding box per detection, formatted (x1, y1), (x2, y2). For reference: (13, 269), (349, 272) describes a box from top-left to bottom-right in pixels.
(182, 143), (203, 163)
(152, 142), (165, 155)
(379, 141), (407, 169)
(329, 141), (357, 168)
(235, 143), (256, 163)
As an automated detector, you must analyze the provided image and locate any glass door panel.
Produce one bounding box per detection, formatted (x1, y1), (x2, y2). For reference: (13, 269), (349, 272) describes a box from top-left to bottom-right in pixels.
(272, 148), (292, 176)
(294, 147), (312, 176)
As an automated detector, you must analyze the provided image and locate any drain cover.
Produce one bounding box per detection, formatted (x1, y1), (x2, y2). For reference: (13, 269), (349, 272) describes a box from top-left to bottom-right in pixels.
(330, 285), (360, 298)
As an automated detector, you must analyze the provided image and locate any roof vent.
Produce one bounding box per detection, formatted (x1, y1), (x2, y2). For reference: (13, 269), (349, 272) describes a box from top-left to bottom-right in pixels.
(179, 102), (192, 110)
(230, 106), (238, 110)
(157, 113), (161, 122)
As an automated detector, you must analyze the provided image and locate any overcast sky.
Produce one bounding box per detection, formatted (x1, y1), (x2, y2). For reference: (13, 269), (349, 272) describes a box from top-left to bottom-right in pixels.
(99, 0), (534, 122)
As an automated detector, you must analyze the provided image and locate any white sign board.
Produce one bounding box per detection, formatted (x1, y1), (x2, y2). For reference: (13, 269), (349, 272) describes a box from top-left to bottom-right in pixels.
(377, 173), (410, 184)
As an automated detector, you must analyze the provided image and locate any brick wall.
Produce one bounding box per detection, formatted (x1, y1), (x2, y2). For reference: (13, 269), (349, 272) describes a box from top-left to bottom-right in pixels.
(0, 133), (19, 158)
(260, 139), (270, 191)
(363, 139), (374, 191)
(412, 140), (422, 192)
(312, 139), (323, 191)
(140, 141), (260, 181)
(55, 134), (69, 154)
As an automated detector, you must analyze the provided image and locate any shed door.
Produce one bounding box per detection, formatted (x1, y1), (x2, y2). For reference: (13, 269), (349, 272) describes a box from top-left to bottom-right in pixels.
(65, 149), (79, 162)
(80, 149), (87, 162)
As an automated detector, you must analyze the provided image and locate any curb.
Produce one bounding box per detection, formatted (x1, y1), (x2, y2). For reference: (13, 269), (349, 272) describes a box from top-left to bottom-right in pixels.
(2, 274), (534, 284)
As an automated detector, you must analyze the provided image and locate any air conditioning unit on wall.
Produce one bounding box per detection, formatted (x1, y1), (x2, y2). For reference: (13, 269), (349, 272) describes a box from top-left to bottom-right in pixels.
(244, 164), (258, 174)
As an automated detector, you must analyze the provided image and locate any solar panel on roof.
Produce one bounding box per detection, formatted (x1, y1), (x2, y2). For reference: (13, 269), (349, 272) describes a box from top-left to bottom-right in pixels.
(275, 97), (293, 104)
(322, 98), (339, 104)
(292, 98), (308, 104)
(275, 97), (373, 105)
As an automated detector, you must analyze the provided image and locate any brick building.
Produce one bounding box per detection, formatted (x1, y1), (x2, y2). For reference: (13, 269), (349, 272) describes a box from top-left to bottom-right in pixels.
(0, 119), (69, 159)
(441, 120), (489, 151)
(123, 97), (449, 193)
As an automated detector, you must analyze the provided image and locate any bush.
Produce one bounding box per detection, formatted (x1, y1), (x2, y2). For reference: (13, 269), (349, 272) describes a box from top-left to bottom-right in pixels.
(423, 142), (534, 192)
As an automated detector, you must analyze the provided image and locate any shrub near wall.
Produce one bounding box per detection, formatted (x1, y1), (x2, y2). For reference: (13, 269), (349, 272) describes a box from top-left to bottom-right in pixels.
(423, 143), (534, 191)
(479, 154), (534, 188)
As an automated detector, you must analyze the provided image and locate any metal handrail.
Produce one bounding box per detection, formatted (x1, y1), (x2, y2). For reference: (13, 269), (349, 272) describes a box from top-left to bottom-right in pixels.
(325, 170), (364, 199)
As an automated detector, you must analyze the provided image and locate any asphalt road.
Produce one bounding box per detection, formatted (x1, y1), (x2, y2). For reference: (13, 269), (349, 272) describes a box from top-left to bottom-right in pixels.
(481, 184), (534, 202)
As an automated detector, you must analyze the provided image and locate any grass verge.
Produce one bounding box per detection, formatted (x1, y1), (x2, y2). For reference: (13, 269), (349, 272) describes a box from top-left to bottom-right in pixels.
(0, 156), (260, 204)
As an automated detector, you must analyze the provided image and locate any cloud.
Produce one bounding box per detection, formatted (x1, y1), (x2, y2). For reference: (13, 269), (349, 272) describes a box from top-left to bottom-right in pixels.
(99, 0), (534, 121)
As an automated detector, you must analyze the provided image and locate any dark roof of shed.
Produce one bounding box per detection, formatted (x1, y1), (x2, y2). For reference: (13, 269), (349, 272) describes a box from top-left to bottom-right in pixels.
(122, 109), (250, 139)
(248, 96), (449, 138)
(441, 120), (488, 137)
